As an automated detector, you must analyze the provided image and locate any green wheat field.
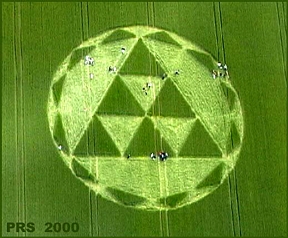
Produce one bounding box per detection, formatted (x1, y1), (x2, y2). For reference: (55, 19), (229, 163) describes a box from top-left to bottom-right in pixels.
(2, 2), (287, 237)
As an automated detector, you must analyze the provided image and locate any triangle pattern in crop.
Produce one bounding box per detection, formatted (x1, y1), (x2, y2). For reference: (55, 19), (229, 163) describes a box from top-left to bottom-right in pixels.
(97, 76), (145, 116)
(97, 115), (144, 156)
(147, 78), (196, 118)
(144, 31), (181, 47)
(53, 113), (69, 154)
(186, 49), (215, 72)
(120, 75), (166, 112)
(102, 29), (136, 44)
(124, 117), (162, 156)
(220, 82), (236, 111)
(119, 39), (166, 76)
(179, 119), (222, 157)
(226, 121), (241, 154)
(196, 162), (225, 189)
(73, 115), (120, 157)
(52, 74), (66, 106)
(153, 117), (196, 155)
(68, 46), (96, 70)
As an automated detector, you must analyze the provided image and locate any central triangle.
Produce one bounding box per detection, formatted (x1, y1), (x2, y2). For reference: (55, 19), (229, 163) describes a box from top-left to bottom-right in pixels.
(153, 117), (196, 155)
(97, 115), (144, 156)
(124, 117), (174, 157)
(97, 76), (145, 116)
(119, 39), (166, 76)
(148, 78), (196, 118)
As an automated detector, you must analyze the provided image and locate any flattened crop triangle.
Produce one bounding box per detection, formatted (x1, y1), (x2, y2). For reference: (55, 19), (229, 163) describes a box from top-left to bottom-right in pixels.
(120, 75), (166, 112)
(144, 31), (181, 47)
(179, 119), (222, 157)
(97, 76), (145, 116)
(102, 29), (136, 44)
(153, 117), (196, 155)
(97, 115), (144, 156)
(119, 39), (165, 76)
(196, 163), (225, 189)
(53, 113), (69, 154)
(73, 115), (120, 157)
(68, 46), (96, 70)
(52, 74), (66, 106)
(148, 78), (196, 118)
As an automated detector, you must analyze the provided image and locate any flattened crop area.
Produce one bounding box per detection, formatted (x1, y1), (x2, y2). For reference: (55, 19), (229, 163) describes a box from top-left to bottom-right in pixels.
(2, 2), (286, 237)
(47, 26), (243, 210)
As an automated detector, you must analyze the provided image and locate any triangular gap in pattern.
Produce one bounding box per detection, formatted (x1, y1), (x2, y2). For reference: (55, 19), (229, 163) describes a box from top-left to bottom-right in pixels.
(160, 192), (188, 209)
(178, 119), (222, 157)
(120, 75), (166, 112)
(53, 113), (69, 154)
(220, 82), (236, 111)
(186, 49), (215, 72)
(154, 117), (196, 154)
(68, 46), (96, 70)
(102, 29), (136, 44)
(119, 38), (166, 76)
(52, 74), (66, 106)
(124, 117), (162, 157)
(147, 78), (196, 118)
(97, 115), (144, 156)
(71, 158), (95, 182)
(73, 115), (120, 157)
(226, 120), (241, 155)
(196, 162), (226, 189)
(106, 187), (146, 206)
(97, 76), (145, 116)
(144, 31), (182, 48)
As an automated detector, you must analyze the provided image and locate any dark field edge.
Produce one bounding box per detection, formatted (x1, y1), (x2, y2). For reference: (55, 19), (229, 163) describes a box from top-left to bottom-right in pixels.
(276, 2), (287, 78)
(221, 2), (287, 236)
(14, 2), (27, 233)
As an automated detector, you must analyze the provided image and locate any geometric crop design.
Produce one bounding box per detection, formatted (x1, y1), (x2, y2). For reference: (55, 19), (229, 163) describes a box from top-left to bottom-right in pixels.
(47, 26), (244, 211)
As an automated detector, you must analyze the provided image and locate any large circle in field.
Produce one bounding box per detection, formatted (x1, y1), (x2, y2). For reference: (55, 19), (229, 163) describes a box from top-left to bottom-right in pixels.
(47, 26), (244, 210)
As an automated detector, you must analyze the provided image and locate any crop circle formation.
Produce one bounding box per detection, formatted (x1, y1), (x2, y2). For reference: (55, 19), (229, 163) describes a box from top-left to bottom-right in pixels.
(47, 26), (244, 210)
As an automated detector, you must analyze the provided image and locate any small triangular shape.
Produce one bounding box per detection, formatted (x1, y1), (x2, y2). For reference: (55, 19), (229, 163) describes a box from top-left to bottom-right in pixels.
(148, 78), (196, 118)
(226, 121), (241, 154)
(73, 116), (120, 157)
(53, 113), (69, 154)
(68, 46), (96, 70)
(154, 117), (196, 154)
(220, 82), (236, 111)
(196, 163), (225, 189)
(160, 192), (188, 208)
(71, 159), (95, 182)
(179, 119), (222, 157)
(125, 117), (161, 156)
(97, 115), (143, 155)
(119, 39), (165, 76)
(102, 29), (136, 44)
(144, 31), (181, 47)
(73, 130), (89, 157)
(97, 76), (145, 116)
(186, 49), (215, 71)
(52, 74), (66, 106)
(106, 187), (146, 206)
